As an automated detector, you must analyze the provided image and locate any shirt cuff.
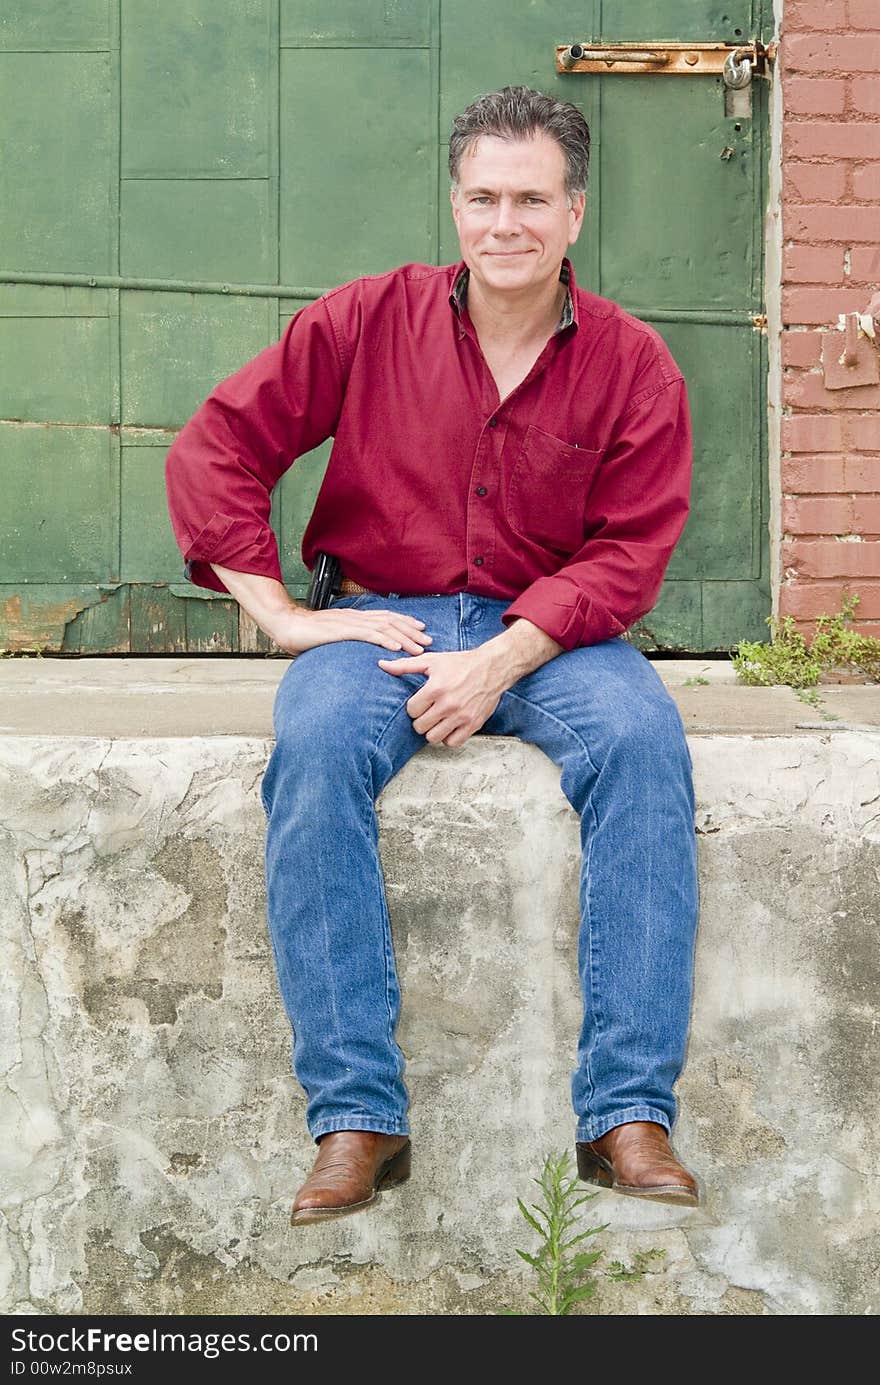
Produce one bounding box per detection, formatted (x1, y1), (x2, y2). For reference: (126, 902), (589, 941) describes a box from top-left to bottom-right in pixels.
(182, 514), (284, 593)
(501, 575), (627, 651)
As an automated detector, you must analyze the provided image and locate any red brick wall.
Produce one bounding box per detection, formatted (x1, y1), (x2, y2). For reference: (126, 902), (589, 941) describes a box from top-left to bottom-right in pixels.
(779, 0), (880, 637)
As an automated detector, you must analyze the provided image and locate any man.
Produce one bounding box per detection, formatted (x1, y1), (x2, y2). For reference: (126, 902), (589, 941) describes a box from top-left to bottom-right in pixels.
(165, 85), (701, 1224)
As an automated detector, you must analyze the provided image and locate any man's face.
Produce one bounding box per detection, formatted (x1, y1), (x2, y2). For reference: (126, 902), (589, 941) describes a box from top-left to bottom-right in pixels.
(450, 132), (585, 297)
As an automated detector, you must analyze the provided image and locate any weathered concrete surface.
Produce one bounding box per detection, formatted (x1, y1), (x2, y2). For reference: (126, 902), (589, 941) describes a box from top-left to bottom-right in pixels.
(1, 661), (879, 1316)
(2, 654), (879, 738)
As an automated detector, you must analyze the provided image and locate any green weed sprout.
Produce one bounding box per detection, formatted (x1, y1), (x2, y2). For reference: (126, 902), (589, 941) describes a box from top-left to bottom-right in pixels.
(506, 1149), (606, 1315)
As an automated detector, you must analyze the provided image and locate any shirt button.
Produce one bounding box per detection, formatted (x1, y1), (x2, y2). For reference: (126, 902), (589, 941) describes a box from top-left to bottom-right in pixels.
(476, 486), (487, 497)
(474, 556), (484, 566)
(488, 417), (498, 427)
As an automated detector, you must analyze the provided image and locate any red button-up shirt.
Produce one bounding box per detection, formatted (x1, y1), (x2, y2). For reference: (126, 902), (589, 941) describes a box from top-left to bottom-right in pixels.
(164, 256), (691, 650)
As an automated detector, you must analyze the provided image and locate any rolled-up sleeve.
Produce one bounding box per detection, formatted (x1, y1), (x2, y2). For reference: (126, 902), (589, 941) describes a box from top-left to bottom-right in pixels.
(164, 297), (350, 593)
(500, 377), (692, 650)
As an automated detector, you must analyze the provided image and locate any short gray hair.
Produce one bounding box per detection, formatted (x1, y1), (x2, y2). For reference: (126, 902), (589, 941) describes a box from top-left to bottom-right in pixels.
(449, 85), (590, 203)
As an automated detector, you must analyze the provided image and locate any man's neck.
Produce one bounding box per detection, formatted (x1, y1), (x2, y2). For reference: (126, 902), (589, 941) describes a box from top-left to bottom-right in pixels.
(465, 265), (567, 348)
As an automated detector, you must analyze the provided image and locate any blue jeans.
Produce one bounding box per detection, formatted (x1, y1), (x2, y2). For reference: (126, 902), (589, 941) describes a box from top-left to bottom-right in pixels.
(260, 591), (699, 1144)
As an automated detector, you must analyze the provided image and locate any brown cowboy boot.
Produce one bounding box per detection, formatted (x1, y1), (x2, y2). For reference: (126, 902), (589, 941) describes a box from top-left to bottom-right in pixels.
(576, 1121), (700, 1206)
(290, 1131), (411, 1226)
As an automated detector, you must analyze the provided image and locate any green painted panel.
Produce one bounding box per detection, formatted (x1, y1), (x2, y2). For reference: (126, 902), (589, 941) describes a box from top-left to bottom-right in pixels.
(124, 430), (179, 449)
(129, 585), (239, 652)
(280, 0), (431, 45)
(597, 77), (758, 310)
(0, 316), (110, 424)
(701, 578), (771, 650)
(630, 580), (703, 652)
(275, 301), (328, 593)
(0, 425), (113, 582)
(120, 446), (186, 581)
(0, 284), (109, 318)
(120, 292), (272, 428)
(282, 0), (429, 44)
(0, 1), (110, 50)
(55, 584), (240, 653)
(599, 2), (753, 43)
(121, 180), (273, 284)
(277, 440), (333, 592)
(121, 0), (271, 178)
(280, 47), (434, 283)
(0, 584), (122, 653)
(278, 299), (313, 325)
(37, 584), (242, 653)
(655, 322), (761, 580)
(0, 53), (113, 273)
(631, 577), (772, 653)
(60, 585), (130, 653)
(175, 590), (239, 652)
(439, 1), (600, 134)
(436, 151), (459, 276)
(129, 585), (188, 654)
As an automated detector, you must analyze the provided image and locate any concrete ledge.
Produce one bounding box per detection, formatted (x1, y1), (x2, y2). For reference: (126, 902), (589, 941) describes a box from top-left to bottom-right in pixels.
(1, 661), (879, 1315)
(1, 656), (879, 738)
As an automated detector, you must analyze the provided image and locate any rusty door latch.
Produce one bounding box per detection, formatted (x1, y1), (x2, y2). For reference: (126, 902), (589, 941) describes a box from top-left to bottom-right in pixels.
(557, 40), (775, 76)
(557, 40), (776, 116)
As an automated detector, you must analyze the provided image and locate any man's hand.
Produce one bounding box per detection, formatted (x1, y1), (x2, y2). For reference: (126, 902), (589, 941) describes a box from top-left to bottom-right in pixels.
(377, 647), (507, 748)
(378, 616), (565, 748)
(271, 605), (432, 657)
(207, 565), (432, 655)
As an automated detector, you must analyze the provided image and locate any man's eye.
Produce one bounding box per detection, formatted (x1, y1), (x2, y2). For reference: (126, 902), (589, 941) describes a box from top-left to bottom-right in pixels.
(471, 197), (491, 205)
(525, 197), (545, 205)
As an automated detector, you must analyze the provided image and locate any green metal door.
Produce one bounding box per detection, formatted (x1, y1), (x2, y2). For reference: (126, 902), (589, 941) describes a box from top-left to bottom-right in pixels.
(0, 1), (771, 653)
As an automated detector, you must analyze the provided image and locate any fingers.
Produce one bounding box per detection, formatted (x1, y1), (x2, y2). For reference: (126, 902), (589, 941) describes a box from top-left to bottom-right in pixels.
(372, 610), (427, 631)
(373, 630), (431, 654)
(440, 729), (469, 748)
(358, 612), (433, 654)
(378, 660), (431, 682)
(423, 715), (463, 746)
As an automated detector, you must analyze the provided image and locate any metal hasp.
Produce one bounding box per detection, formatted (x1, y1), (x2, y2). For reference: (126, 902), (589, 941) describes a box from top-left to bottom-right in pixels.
(557, 40), (775, 118)
(556, 40), (775, 77)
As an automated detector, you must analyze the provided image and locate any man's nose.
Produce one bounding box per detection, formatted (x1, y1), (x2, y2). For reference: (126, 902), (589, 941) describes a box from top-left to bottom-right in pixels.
(491, 198), (522, 235)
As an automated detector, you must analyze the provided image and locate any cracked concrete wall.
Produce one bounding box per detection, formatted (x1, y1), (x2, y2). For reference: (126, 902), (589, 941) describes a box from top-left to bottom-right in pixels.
(1, 733), (878, 1316)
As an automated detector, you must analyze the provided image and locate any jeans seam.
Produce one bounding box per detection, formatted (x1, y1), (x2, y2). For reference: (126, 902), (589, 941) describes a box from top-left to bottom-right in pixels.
(582, 810), (599, 1123)
(575, 1105), (671, 1142)
(502, 687), (601, 780)
(501, 686), (602, 1124)
(366, 695), (422, 1102)
(310, 1115), (410, 1141)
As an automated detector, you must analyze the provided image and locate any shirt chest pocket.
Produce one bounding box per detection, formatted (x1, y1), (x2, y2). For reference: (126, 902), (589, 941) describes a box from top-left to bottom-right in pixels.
(505, 424), (603, 555)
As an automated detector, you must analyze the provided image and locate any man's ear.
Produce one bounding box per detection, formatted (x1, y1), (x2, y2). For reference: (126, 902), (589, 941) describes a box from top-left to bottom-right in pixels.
(568, 191), (587, 245)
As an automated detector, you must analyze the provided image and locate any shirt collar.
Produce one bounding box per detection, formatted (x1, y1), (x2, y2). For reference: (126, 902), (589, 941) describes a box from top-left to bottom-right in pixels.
(449, 256), (577, 333)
